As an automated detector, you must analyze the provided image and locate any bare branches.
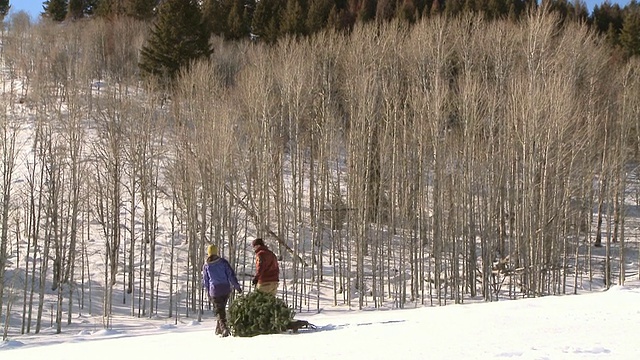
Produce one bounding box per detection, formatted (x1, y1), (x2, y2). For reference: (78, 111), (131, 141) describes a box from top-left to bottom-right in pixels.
(1, 9), (639, 338)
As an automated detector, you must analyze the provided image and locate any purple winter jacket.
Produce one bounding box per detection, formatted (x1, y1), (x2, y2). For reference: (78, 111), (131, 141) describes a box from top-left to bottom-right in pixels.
(202, 255), (242, 298)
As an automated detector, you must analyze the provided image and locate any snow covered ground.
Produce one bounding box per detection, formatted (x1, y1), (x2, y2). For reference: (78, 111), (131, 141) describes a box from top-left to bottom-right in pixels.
(2, 283), (640, 359)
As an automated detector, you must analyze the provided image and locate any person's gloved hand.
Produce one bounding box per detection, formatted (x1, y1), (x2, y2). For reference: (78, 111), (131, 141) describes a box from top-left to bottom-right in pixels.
(252, 277), (258, 286)
(236, 287), (243, 294)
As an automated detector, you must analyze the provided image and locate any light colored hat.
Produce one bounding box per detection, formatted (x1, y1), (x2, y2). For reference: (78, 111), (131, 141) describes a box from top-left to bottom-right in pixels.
(207, 244), (218, 256)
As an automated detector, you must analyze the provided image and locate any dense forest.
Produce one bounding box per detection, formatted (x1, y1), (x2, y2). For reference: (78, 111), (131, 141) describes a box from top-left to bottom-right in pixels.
(29, 0), (640, 59)
(1, 0), (640, 339)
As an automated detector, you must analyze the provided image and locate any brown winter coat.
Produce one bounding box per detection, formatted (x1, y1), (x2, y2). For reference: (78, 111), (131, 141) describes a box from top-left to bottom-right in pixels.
(254, 245), (279, 284)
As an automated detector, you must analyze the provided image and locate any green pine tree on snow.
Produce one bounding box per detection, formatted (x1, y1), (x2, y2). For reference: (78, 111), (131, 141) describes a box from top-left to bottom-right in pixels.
(228, 291), (294, 337)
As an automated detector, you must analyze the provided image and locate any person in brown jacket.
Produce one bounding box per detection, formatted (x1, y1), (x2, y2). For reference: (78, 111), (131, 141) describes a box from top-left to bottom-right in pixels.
(251, 238), (279, 295)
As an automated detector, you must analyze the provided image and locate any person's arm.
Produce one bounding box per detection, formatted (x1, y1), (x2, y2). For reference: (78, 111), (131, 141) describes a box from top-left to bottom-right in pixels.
(272, 250), (280, 279)
(202, 264), (209, 289)
(226, 263), (242, 291)
(253, 253), (263, 285)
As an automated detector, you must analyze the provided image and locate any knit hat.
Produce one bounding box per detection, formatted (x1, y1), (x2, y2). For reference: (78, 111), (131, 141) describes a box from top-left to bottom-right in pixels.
(207, 244), (218, 256)
(252, 238), (265, 247)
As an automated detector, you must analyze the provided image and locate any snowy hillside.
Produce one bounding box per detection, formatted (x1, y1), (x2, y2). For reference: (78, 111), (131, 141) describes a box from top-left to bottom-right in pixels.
(2, 284), (640, 359)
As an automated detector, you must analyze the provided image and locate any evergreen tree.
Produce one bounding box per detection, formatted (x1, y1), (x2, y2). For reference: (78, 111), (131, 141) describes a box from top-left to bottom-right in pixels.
(226, 0), (252, 39)
(358, 0), (377, 23)
(546, 0), (588, 25)
(429, 0), (442, 17)
(592, 2), (624, 49)
(43, 0), (69, 21)
(84, 0), (101, 15)
(376, 0), (396, 21)
(0, 0), (9, 21)
(592, 2), (624, 35)
(228, 291), (294, 337)
(139, 0), (212, 85)
(68, 0), (84, 20)
(307, 0), (333, 33)
(445, 0), (466, 17)
(486, 0), (508, 20)
(126, 0), (158, 20)
(397, 0), (417, 23)
(606, 22), (621, 48)
(95, 0), (126, 18)
(413, 0), (427, 15)
(620, 7), (640, 57)
(203, 0), (232, 36)
(326, 4), (355, 31)
(252, 0), (284, 42)
(281, 0), (307, 35)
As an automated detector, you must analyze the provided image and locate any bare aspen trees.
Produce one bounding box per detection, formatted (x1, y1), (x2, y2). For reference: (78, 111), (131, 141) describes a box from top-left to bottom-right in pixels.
(342, 25), (381, 309)
(0, 89), (18, 326)
(92, 91), (126, 327)
(614, 60), (640, 286)
(2, 8), (640, 339)
(173, 59), (237, 317)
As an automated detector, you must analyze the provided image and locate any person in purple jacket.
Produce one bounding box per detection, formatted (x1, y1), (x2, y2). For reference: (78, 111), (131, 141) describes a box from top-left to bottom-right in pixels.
(202, 244), (242, 337)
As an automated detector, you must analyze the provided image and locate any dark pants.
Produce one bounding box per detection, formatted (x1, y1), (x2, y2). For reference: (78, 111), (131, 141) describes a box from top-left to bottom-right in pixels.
(210, 294), (230, 335)
(211, 294), (229, 321)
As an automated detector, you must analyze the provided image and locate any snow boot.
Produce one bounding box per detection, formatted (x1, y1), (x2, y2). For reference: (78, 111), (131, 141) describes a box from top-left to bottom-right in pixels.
(217, 318), (230, 337)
